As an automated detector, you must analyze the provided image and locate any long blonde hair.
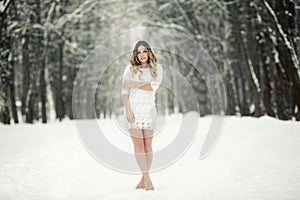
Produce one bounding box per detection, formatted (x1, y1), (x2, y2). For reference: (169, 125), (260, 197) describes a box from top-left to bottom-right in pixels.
(129, 40), (158, 80)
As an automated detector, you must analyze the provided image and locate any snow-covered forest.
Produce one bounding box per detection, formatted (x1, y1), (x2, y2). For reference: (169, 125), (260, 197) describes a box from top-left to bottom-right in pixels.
(0, 0), (299, 124)
(1, 1), (300, 199)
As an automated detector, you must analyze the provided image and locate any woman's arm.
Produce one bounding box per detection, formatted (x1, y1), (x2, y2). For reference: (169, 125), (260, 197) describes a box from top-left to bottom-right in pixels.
(122, 94), (135, 123)
(122, 80), (153, 91)
(149, 64), (163, 91)
(121, 65), (135, 123)
(122, 94), (131, 111)
(122, 65), (163, 91)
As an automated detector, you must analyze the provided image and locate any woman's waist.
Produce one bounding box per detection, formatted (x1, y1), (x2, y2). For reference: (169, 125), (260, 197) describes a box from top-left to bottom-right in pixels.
(129, 87), (155, 95)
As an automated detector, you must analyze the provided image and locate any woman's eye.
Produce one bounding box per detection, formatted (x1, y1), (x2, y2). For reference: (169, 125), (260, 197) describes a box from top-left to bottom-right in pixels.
(137, 51), (140, 54)
(143, 51), (147, 53)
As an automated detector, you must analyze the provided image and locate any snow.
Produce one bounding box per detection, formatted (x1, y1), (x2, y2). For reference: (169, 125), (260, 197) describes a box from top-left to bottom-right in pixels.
(249, 103), (255, 113)
(1, 115), (300, 200)
(256, 13), (262, 23)
(248, 59), (261, 92)
(265, 56), (270, 64)
(273, 49), (280, 64)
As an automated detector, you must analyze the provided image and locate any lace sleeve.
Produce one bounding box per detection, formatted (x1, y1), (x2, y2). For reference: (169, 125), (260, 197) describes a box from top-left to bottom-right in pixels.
(150, 64), (163, 92)
(121, 65), (131, 95)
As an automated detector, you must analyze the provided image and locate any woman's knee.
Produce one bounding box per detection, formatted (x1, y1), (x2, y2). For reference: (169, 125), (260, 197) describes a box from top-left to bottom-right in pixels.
(130, 132), (144, 151)
(133, 139), (144, 149)
(144, 140), (153, 152)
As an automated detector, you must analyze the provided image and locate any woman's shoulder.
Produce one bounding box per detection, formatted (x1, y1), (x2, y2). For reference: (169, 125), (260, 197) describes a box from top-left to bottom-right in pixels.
(156, 63), (163, 71)
(125, 64), (131, 69)
(122, 64), (131, 78)
(124, 64), (131, 72)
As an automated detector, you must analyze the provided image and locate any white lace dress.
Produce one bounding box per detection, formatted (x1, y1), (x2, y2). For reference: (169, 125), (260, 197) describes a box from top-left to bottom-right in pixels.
(121, 64), (163, 130)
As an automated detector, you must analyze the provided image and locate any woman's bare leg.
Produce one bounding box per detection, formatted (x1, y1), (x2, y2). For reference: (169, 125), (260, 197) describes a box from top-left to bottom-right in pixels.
(136, 175), (145, 189)
(143, 129), (154, 169)
(129, 128), (148, 189)
(143, 129), (154, 190)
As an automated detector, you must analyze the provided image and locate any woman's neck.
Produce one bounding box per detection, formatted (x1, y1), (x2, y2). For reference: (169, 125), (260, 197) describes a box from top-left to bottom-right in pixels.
(141, 63), (149, 68)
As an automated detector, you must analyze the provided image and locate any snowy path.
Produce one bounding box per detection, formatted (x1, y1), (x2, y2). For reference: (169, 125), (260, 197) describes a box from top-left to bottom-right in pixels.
(0, 116), (299, 200)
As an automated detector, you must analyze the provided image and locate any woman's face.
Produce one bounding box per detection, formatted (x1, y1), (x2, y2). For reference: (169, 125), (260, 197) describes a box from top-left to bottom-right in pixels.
(136, 45), (149, 65)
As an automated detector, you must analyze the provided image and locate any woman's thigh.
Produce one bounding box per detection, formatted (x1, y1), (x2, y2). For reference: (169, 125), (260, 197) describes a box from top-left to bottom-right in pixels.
(129, 128), (143, 138)
(143, 129), (154, 139)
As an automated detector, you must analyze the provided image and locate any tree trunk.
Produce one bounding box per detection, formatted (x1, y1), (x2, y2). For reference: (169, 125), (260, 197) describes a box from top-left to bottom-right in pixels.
(275, 0), (300, 120)
(0, 6), (11, 124)
(8, 0), (18, 123)
(21, 33), (30, 117)
(26, 0), (42, 123)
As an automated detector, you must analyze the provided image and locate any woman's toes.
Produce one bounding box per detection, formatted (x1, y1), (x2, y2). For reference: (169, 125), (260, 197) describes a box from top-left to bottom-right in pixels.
(135, 177), (145, 189)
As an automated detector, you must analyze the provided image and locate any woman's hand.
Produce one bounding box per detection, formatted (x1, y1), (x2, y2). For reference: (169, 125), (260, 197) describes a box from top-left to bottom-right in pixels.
(126, 109), (135, 123)
(123, 80), (152, 91)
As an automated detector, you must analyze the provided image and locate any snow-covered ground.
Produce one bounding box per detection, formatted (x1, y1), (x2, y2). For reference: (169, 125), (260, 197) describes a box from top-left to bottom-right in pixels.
(0, 115), (299, 200)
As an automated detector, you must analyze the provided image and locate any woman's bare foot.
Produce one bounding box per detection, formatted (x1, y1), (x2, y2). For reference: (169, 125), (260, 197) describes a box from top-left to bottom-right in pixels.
(144, 174), (154, 191)
(135, 176), (145, 189)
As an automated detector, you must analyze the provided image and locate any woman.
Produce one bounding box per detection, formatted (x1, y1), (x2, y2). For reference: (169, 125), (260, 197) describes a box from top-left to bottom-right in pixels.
(121, 40), (163, 190)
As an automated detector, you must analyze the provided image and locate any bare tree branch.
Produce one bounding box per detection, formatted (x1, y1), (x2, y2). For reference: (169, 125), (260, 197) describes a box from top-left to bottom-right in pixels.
(263, 0), (300, 77)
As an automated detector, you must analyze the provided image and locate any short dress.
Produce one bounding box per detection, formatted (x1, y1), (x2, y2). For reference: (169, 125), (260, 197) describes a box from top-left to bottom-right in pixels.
(121, 64), (163, 130)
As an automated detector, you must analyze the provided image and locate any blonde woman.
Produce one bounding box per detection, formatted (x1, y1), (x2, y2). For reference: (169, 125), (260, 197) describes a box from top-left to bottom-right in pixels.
(121, 40), (163, 190)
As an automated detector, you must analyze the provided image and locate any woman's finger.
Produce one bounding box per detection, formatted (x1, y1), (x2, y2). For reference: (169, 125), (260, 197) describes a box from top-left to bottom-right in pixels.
(127, 114), (133, 123)
(130, 115), (134, 122)
(130, 113), (135, 123)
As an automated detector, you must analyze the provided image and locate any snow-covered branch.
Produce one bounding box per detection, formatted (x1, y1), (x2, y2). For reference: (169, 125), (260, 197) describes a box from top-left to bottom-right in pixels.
(173, 0), (194, 32)
(0, 0), (10, 14)
(224, 0), (239, 6)
(263, 0), (300, 77)
(54, 0), (98, 29)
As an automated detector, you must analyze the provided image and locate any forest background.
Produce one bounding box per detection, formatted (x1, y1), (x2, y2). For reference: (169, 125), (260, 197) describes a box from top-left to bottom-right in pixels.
(0, 0), (299, 124)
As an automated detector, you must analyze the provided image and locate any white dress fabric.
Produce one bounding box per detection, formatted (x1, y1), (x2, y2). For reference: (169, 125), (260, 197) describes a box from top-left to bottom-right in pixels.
(121, 64), (163, 130)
